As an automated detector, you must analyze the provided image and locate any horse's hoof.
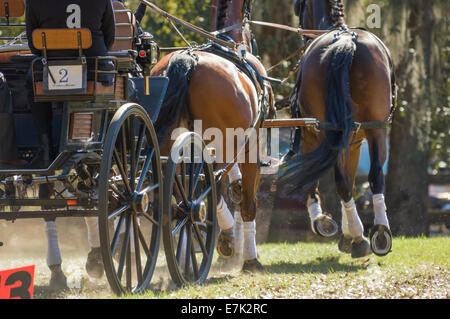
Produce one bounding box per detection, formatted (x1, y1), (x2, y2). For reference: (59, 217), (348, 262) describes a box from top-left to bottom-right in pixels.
(227, 179), (242, 205)
(242, 258), (265, 273)
(370, 225), (393, 256)
(49, 264), (68, 292)
(338, 235), (352, 254)
(216, 228), (235, 259)
(351, 237), (372, 258)
(85, 247), (104, 279)
(312, 215), (338, 237)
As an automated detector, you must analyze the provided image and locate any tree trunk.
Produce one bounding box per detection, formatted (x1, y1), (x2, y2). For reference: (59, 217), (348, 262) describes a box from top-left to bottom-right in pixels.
(385, 0), (436, 236)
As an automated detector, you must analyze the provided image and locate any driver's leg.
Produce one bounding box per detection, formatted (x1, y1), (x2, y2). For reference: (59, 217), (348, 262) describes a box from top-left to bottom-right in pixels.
(0, 72), (20, 168)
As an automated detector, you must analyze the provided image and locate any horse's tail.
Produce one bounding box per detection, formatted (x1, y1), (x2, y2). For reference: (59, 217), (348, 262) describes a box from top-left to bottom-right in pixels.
(154, 53), (197, 144)
(281, 35), (357, 195)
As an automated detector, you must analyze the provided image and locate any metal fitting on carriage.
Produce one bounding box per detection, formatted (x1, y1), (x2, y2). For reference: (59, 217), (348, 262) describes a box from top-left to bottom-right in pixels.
(75, 163), (97, 193)
(136, 32), (160, 72)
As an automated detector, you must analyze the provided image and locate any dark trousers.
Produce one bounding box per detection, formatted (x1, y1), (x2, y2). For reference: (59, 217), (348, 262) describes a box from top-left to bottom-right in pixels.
(0, 72), (18, 161)
(25, 68), (53, 136)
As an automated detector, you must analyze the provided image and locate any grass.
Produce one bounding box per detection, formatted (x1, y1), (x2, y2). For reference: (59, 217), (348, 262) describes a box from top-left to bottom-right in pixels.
(2, 236), (447, 299)
(118, 236), (450, 299)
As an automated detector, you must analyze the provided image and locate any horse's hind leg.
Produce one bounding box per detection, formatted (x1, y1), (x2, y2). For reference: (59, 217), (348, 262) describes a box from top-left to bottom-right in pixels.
(335, 140), (371, 258)
(84, 217), (104, 278)
(239, 161), (264, 273)
(366, 129), (392, 256)
(215, 165), (236, 259)
(301, 130), (338, 237)
(306, 185), (338, 237)
(44, 218), (68, 290)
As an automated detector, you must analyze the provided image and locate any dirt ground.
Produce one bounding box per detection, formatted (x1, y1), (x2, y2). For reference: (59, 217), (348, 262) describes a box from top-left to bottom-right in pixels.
(0, 217), (238, 299)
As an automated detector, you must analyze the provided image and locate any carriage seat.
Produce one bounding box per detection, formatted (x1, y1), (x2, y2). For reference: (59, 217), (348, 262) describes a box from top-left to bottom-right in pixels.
(30, 28), (124, 101)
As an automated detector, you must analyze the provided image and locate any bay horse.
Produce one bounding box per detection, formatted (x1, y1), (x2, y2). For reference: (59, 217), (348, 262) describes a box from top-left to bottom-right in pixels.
(281, 0), (396, 258)
(150, 0), (274, 273)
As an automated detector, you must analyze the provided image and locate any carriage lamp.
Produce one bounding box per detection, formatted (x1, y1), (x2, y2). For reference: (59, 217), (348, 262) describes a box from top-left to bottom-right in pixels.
(69, 112), (94, 141)
(138, 50), (147, 58)
(137, 32), (160, 69)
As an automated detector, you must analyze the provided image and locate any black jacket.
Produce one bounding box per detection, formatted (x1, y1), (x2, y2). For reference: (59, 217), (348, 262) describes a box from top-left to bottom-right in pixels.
(26, 0), (116, 58)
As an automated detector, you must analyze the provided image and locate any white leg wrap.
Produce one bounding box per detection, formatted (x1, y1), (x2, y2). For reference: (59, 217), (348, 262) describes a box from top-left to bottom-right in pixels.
(341, 203), (351, 238)
(243, 221), (257, 261)
(228, 163), (242, 183)
(217, 196), (235, 231)
(373, 194), (390, 228)
(341, 199), (363, 239)
(85, 217), (100, 248)
(234, 210), (244, 257)
(307, 197), (323, 221)
(45, 221), (62, 267)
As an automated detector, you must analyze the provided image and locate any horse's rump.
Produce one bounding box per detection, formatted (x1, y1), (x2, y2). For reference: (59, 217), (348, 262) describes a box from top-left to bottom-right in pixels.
(281, 28), (395, 195)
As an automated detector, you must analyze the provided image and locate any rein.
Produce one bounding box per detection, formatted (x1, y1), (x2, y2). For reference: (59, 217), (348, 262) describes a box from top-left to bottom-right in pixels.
(138, 0), (236, 49)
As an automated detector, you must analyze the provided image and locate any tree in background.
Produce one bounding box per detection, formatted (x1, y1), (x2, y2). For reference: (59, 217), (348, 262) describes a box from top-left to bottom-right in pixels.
(123, 0), (211, 47)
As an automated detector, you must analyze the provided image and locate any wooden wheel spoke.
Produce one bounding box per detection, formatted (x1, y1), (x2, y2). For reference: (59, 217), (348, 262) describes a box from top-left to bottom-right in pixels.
(113, 149), (133, 195)
(132, 215), (143, 284)
(129, 116), (137, 190)
(174, 173), (190, 207)
(126, 237), (132, 290)
(195, 186), (212, 205)
(190, 237), (200, 280)
(140, 210), (159, 226)
(120, 124), (129, 184)
(137, 225), (151, 259)
(108, 204), (130, 220)
(135, 121), (146, 165)
(136, 149), (155, 192)
(138, 183), (159, 199)
(111, 213), (125, 255)
(176, 226), (185, 265)
(191, 160), (204, 197)
(117, 214), (131, 281)
(184, 224), (192, 277)
(172, 216), (188, 238)
(188, 146), (195, 200)
(192, 222), (208, 259)
(181, 159), (187, 197)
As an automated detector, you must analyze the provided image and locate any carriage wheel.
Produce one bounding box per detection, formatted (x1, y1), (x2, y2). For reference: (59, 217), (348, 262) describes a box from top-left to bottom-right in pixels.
(163, 131), (217, 286)
(98, 103), (162, 295)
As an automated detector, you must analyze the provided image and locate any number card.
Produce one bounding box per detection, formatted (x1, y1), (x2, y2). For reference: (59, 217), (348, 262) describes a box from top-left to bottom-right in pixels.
(48, 64), (83, 90)
(0, 265), (35, 299)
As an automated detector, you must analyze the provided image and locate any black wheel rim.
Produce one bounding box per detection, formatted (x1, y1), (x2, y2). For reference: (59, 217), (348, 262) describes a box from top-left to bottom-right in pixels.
(99, 104), (162, 295)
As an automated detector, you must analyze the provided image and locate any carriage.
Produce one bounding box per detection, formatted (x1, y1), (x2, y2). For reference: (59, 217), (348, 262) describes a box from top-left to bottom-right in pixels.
(0, 0), (221, 295)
